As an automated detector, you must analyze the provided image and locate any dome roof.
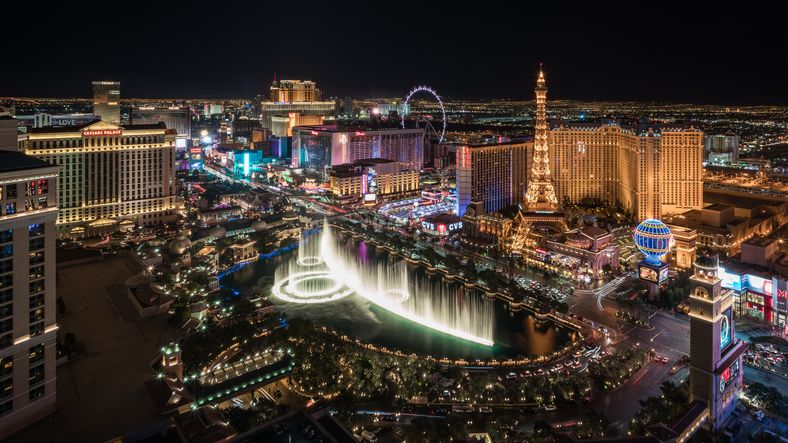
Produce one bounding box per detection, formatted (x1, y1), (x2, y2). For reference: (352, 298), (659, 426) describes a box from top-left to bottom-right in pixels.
(168, 236), (192, 255)
(252, 220), (268, 232)
(209, 226), (226, 239)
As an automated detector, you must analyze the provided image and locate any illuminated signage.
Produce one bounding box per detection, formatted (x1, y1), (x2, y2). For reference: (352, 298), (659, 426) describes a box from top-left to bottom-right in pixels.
(421, 220), (462, 233)
(719, 359), (739, 393)
(639, 265), (659, 283)
(82, 129), (122, 136)
(659, 266), (669, 283)
(720, 307), (732, 350)
(719, 266), (775, 296)
(355, 131), (366, 136)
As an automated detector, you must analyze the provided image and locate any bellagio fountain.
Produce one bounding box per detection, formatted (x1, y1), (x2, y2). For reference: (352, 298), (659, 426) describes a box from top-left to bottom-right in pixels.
(271, 221), (494, 346)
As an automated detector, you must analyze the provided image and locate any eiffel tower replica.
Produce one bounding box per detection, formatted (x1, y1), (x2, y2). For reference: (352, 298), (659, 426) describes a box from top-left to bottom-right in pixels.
(508, 65), (567, 254)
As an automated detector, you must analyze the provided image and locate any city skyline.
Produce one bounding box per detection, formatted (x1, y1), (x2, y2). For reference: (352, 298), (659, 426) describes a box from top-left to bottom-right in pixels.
(0, 2), (785, 105)
(2, 3), (786, 441)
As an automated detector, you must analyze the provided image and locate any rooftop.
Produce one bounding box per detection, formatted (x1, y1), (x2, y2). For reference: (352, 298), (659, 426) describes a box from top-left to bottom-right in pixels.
(704, 190), (786, 210)
(0, 150), (55, 173)
(703, 203), (732, 212)
(743, 236), (778, 247)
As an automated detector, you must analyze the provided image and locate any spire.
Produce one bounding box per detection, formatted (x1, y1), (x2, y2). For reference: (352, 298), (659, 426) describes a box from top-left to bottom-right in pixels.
(537, 63), (546, 89)
(524, 63), (557, 211)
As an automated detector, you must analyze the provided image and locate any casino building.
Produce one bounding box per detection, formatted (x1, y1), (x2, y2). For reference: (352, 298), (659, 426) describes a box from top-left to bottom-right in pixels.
(18, 121), (179, 236)
(291, 125), (425, 175)
(546, 120), (704, 222)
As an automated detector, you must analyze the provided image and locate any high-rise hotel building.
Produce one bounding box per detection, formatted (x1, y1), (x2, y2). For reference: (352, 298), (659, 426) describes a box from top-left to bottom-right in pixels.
(18, 121), (178, 236)
(545, 121), (704, 221)
(291, 125), (426, 175)
(92, 81), (121, 125)
(260, 79), (334, 137)
(456, 141), (531, 216)
(0, 151), (59, 438)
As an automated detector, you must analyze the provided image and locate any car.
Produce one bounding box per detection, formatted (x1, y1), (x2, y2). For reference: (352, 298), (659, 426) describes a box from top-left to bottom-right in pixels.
(535, 368), (545, 376)
(553, 364), (564, 372)
(479, 406), (493, 413)
(520, 370), (532, 377)
(506, 372), (519, 380)
(544, 404), (557, 411)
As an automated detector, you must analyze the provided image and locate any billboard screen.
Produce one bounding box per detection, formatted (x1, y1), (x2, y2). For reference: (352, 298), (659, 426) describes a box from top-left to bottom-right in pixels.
(639, 265), (659, 283)
(720, 307), (733, 351)
(659, 266), (669, 283)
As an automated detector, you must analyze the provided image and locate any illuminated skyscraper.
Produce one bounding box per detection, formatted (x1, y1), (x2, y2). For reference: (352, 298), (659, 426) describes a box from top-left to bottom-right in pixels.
(0, 151), (59, 438)
(91, 81), (121, 125)
(261, 79), (334, 137)
(547, 121), (703, 221)
(269, 79), (321, 102)
(19, 121), (179, 236)
(456, 141), (530, 216)
(524, 66), (558, 211)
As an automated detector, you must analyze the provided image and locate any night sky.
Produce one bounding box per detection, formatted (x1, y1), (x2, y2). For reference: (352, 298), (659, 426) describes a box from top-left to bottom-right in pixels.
(1, 1), (783, 105)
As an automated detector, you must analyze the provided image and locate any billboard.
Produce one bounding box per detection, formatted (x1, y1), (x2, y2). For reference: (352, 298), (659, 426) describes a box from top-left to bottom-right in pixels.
(719, 358), (740, 393)
(659, 266), (670, 283)
(639, 265), (658, 283)
(720, 307), (733, 351)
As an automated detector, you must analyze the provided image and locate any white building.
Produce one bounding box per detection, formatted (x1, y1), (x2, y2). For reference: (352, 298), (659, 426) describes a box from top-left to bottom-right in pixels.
(18, 120), (179, 236)
(0, 151), (59, 438)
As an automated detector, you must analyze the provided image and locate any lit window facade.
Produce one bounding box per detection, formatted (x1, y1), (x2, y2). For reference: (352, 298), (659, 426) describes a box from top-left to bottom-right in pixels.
(546, 122), (704, 221)
(0, 152), (58, 438)
(19, 121), (179, 236)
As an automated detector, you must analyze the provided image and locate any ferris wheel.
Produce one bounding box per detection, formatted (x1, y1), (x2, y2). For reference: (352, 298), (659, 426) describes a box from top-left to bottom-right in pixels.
(402, 85), (447, 143)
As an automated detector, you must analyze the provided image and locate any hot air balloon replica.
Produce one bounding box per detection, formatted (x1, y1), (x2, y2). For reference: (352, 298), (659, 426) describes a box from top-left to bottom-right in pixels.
(633, 219), (672, 298)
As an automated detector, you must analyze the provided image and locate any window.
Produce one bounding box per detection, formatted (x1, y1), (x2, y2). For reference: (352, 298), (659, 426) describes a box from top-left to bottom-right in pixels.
(29, 344), (45, 365)
(0, 356), (11, 378)
(29, 224), (44, 237)
(5, 185), (16, 199)
(29, 322), (44, 337)
(29, 237), (44, 252)
(0, 378), (11, 400)
(29, 385), (45, 402)
(29, 365), (45, 386)
(0, 230), (10, 243)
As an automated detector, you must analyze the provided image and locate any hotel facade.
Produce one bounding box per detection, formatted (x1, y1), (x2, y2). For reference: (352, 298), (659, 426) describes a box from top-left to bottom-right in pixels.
(18, 121), (178, 236)
(0, 151), (59, 438)
(546, 121), (704, 221)
(455, 141), (530, 216)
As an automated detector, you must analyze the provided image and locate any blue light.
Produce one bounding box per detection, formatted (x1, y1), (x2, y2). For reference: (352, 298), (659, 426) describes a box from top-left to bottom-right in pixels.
(633, 219), (672, 265)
